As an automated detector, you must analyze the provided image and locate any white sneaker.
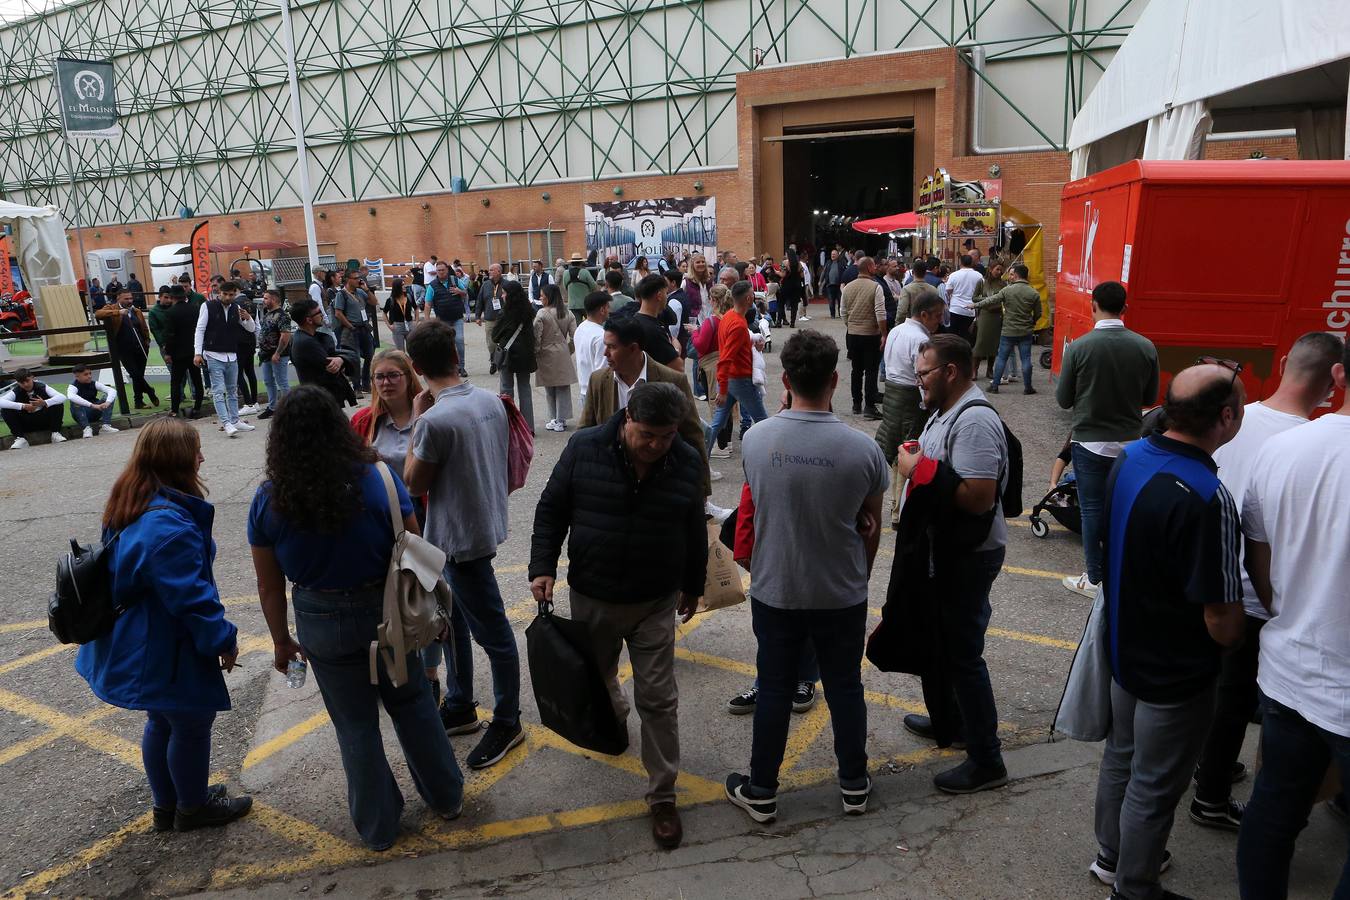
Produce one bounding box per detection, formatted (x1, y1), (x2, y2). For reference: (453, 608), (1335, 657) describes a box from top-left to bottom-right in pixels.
(225, 423), (239, 438)
(704, 500), (734, 523)
(9, 436), (29, 449)
(101, 424), (120, 433)
(709, 446), (733, 459)
(82, 426), (94, 439)
(799, 315), (811, 322)
(1063, 573), (1100, 598)
(237, 404), (259, 416)
(233, 421), (256, 432)
(709, 470), (725, 482)
(50, 432), (67, 443)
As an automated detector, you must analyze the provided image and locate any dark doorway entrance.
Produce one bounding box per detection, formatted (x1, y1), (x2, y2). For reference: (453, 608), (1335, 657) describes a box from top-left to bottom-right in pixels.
(780, 121), (914, 261)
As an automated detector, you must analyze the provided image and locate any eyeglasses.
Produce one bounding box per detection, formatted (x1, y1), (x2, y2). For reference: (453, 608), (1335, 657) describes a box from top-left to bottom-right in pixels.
(915, 363), (949, 382)
(373, 371), (405, 382)
(1196, 356), (1243, 390)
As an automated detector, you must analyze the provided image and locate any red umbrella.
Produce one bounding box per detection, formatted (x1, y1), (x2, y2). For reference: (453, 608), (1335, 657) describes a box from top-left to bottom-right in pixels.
(851, 211), (919, 234)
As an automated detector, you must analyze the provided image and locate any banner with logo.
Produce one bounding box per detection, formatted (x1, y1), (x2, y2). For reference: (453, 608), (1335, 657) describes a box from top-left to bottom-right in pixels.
(583, 196), (717, 265)
(190, 221), (211, 294)
(0, 235), (14, 296)
(54, 58), (120, 140)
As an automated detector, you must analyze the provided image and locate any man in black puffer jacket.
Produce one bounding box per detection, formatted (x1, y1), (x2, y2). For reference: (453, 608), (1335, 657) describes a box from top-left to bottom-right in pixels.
(529, 381), (707, 851)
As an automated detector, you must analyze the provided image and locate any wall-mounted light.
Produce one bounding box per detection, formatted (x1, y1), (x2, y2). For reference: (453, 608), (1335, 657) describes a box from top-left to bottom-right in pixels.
(94, 231), (101, 238)
(368, 207), (377, 216)
(232, 219), (240, 227)
(318, 211), (327, 219)
(158, 226), (166, 233)
(481, 197), (491, 207)
(124, 229), (132, 235)
(812, 209), (820, 215)
(541, 192), (551, 202)
(272, 214), (282, 223)
(692, 180), (703, 192)
(66, 234), (73, 241)
(420, 202), (430, 210)
(612, 186), (623, 196)
(988, 163), (1001, 177)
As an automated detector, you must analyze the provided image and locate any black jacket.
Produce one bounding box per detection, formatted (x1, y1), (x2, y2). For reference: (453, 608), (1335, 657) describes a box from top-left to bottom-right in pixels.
(491, 305), (538, 374)
(530, 410), (708, 602)
(290, 328), (356, 406)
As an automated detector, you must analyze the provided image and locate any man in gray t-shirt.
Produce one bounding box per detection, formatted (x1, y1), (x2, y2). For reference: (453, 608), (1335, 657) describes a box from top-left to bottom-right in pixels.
(895, 333), (1009, 795)
(725, 330), (886, 826)
(404, 319), (524, 771)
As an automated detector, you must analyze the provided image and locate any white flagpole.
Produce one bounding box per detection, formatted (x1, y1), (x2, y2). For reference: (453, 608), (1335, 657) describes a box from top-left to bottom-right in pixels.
(277, 0), (320, 274)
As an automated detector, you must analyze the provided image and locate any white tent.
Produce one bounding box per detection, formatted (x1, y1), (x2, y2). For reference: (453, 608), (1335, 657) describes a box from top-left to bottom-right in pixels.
(0, 200), (76, 290)
(1068, 0), (1350, 178)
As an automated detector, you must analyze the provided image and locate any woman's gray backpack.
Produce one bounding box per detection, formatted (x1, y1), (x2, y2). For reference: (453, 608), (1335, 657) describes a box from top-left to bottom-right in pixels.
(370, 462), (453, 687)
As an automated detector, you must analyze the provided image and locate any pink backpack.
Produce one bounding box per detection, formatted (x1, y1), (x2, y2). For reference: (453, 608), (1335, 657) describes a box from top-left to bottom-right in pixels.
(500, 394), (534, 493)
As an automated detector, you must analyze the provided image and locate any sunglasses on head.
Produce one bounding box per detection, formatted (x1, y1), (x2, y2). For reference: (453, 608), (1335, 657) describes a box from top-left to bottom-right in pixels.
(1195, 356), (1243, 389)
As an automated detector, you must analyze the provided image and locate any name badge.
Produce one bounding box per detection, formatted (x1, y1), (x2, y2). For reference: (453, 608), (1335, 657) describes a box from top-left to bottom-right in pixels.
(492, 297), (502, 311)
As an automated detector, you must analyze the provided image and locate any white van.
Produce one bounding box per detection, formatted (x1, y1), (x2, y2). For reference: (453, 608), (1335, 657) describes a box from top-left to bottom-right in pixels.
(148, 244), (193, 290)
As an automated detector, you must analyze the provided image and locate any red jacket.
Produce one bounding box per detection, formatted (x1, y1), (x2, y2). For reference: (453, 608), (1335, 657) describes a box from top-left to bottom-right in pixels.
(716, 309), (752, 394)
(691, 314), (720, 357)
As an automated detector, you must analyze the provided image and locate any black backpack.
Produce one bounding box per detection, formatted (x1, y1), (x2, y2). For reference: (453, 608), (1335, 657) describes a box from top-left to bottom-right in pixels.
(48, 533), (125, 645)
(944, 399), (1023, 518)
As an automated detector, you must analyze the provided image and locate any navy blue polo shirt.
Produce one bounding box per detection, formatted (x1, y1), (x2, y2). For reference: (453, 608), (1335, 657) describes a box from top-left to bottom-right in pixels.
(1103, 434), (1241, 702)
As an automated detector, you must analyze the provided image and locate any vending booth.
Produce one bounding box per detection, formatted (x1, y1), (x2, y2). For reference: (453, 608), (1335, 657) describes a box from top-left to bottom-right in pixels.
(1053, 159), (1350, 410)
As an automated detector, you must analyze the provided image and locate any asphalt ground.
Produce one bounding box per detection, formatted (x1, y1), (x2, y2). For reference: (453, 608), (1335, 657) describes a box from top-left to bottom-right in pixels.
(0, 311), (1342, 899)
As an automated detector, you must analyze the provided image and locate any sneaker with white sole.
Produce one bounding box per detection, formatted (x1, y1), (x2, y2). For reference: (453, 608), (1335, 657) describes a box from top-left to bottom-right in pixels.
(792, 681), (817, 713)
(726, 686), (757, 715)
(101, 424), (119, 434)
(466, 720), (525, 769)
(82, 426), (94, 439)
(233, 421), (256, 432)
(237, 404), (259, 416)
(1089, 849), (1172, 886)
(704, 501), (733, 523)
(841, 777), (871, 815)
(225, 423), (239, 438)
(9, 437), (29, 450)
(50, 432), (67, 443)
(1189, 797), (1244, 831)
(709, 470), (725, 482)
(725, 774), (777, 823)
(1063, 572), (1100, 598)
(709, 446), (733, 459)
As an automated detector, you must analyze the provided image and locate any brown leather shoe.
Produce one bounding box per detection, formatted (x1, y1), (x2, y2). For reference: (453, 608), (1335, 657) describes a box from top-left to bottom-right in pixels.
(650, 801), (683, 849)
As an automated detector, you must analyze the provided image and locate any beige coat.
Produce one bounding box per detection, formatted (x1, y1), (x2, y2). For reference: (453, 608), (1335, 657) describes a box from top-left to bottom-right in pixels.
(533, 307), (577, 387)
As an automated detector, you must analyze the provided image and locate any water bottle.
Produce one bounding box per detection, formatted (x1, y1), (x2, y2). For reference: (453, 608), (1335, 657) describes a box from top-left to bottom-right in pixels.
(285, 658), (307, 689)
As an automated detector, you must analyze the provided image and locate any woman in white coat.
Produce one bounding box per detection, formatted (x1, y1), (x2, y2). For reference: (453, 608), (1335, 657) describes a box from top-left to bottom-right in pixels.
(533, 284), (578, 432)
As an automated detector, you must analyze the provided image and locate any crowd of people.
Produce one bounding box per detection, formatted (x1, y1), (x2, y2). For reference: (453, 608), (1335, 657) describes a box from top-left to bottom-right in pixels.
(35, 240), (1347, 900)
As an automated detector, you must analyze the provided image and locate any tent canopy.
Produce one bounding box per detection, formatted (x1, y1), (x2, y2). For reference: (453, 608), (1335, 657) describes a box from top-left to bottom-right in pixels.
(0, 201), (76, 291)
(852, 211), (918, 235)
(1069, 0), (1350, 174)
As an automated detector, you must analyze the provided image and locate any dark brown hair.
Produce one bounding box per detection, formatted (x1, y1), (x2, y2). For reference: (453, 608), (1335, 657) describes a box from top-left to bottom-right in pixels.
(103, 418), (206, 530)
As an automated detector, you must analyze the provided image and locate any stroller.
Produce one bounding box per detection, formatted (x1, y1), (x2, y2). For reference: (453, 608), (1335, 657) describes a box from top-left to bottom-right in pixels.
(1028, 477), (1081, 538)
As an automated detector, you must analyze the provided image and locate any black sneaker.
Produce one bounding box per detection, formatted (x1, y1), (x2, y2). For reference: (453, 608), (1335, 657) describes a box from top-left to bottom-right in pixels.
(153, 783), (227, 832)
(933, 758), (1008, 794)
(862, 405), (882, 420)
(841, 778), (871, 816)
(727, 686), (758, 715)
(257, 408), (273, 420)
(173, 792), (253, 831)
(466, 720), (525, 769)
(1089, 849), (1172, 886)
(1189, 797), (1244, 831)
(440, 701), (485, 736)
(725, 773), (777, 823)
(1023, 387), (1037, 395)
(852, 403), (862, 415)
(902, 713), (966, 750)
(792, 682), (817, 713)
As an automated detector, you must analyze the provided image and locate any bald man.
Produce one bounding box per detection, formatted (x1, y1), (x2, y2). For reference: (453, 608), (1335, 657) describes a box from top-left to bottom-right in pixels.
(1088, 362), (1248, 898)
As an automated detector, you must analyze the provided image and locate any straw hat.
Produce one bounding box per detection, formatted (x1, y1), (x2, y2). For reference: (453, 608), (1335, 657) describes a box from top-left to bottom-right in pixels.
(569, 252), (585, 264)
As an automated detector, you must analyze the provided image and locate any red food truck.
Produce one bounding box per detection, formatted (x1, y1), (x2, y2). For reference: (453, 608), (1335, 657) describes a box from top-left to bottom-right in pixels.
(1053, 160), (1350, 413)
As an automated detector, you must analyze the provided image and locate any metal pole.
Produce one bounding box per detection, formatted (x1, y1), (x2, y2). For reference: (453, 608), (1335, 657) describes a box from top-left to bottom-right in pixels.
(277, 0), (320, 271)
(62, 138), (93, 322)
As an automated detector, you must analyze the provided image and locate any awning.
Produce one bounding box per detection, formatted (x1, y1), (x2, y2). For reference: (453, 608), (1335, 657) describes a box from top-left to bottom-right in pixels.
(208, 241), (302, 252)
(851, 211), (918, 235)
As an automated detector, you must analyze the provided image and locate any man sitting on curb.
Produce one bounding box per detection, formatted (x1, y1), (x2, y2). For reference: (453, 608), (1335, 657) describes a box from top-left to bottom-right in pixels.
(65, 364), (121, 438)
(1, 368), (68, 449)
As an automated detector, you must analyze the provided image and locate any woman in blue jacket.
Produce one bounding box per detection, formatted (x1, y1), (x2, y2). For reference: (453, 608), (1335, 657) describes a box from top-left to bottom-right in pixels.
(75, 417), (252, 832)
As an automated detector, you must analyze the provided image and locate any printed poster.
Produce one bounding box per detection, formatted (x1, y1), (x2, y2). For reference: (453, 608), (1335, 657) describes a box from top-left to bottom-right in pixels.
(584, 196), (717, 265)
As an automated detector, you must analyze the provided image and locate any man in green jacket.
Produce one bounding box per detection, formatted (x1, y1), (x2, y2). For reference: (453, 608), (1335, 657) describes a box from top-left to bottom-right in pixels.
(973, 264), (1042, 395)
(146, 286), (176, 364)
(560, 252), (599, 323)
(1054, 280), (1160, 599)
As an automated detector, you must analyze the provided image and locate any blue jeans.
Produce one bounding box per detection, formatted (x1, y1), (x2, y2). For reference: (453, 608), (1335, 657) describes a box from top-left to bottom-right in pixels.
(142, 709), (216, 810)
(1237, 698), (1350, 899)
(705, 377), (768, 455)
(935, 547), (1005, 768)
(71, 403), (113, 429)
(346, 325), (375, 391)
(752, 644), (818, 690)
(749, 599), (868, 794)
(205, 355), (240, 425)
(293, 585), (464, 850)
(422, 555), (520, 729)
(259, 357), (291, 408)
(991, 335), (1033, 389)
(1071, 444), (1116, 585)
(444, 318), (467, 373)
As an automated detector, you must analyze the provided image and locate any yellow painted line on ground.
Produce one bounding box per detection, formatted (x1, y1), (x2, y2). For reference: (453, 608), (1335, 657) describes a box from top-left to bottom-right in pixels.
(0, 686), (142, 767)
(2, 811), (156, 900)
(0, 620), (47, 636)
(986, 626), (1077, 651)
(0, 705), (119, 768)
(0, 643), (71, 677)
(242, 710), (332, 769)
(778, 702), (833, 774)
(1002, 564), (1074, 581)
(675, 646), (756, 678)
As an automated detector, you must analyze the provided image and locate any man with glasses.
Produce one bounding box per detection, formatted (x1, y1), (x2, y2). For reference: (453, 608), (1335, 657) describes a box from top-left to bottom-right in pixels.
(1055, 281), (1159, 599)
(1087, 361), (1247, 898)
(287, 299), (355, 407)
(893, 334), (1009, 794)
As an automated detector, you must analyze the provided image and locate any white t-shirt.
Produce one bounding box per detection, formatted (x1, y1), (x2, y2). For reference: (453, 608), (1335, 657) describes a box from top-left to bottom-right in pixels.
(882, 318), (930, 387)
(944, 267), (984, 317)
(1213, 401), (1308, 619)
(573, 319), (607, 400)
(1242, 413), (1350, 738)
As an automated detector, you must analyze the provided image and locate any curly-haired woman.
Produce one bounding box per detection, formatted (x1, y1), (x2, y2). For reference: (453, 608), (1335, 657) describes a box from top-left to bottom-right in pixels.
(75, 417), (251, 833)
(248, 385), (464, 850)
